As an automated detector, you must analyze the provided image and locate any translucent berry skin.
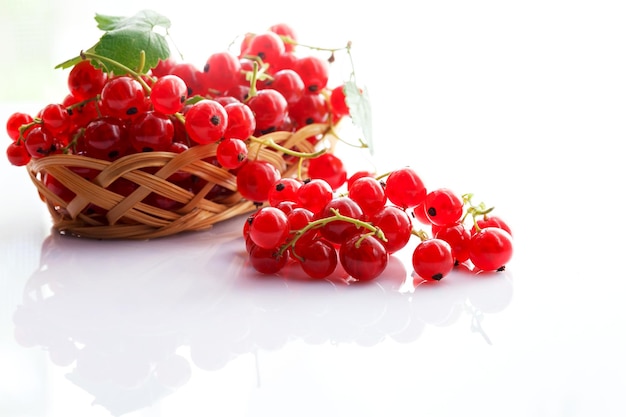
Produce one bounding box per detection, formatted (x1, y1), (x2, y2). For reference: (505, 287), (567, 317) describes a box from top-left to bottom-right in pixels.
(83, 116), (128, 160)
(424, 188), (464, 227)
(319, 197), (365, 245)
(245, 31), (286, 67)
(24, 126), (55, 158)
(469, 227), (513, 272)
(269, 23), (297, 52)
(150, 75), (188, 115)
(216, 138), (248, 169)
(128, 111), (175, 153)
(330, 85), (350, 118)
(67, 60), (107, 101)
(248, 243), (289, 275)
(203, 51), (241, 93)
(307, 153), (347, 191)
(348, 176), (387, 217)
(223, 102), (256, 140)
(99, 76), (148, 120)
(249, 206), (290, 249)
(473, 215), (513, 237)
(294, 55), (329, 93)
(247, 89), (288, 135)
(339, 234), (389, 282)
(6, 112), (34, 141)
(296, 179), (333, 215)
(296, 239), (338, 279)
(268, 177), (302, 207)
(6, 141), (31, 166)
(384, 167), (427, 209)
(412, 239), (455, 281)
(371, 205), (413, 253)
(435, 223), (471, 263)
(185, 100), (228, 145)
(236, 160), (281, 203)
(264, 69), (305, 105)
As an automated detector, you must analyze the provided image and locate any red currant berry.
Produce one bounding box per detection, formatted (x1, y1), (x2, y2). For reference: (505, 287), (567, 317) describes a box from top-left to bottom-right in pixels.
(293, 55), (329, 93)
(216, 138), (248, 170)
(236, 159), (281, 203)
(319, 196), (365, 245)
(348, 176), (387, 217)
(248, 243), (289, 275)
(99, 76), (148, 120)
(6, 112), (33, 141)
(203, 51), (241, 93)
(306, 153), (347, 191)
(469, 227), (513, 272)
(263, 69), (305, 105)
(249, 206), (290, 249)
(268, 177), (302, 207)
(150, 75), (188, 115)
(329, 84), (350, 118)
(371, 205), (413, 253)
(245, 31), (286, 67)
(83, 116), (128, 160)
(296, 178), (333, 215)
(39, 103), (71, 136)
(128, 111), (175, 153)
(339, 234), (389, 282)
(473, 215), (513, 237)
(67, 60), (107, 101)
(424, 188), (464, 227)
(6, 140), (31, 166)
(435, 223), (471, 264)
(384, 167), (427, 209)
(247, 89), (288, 135)
(223, 102), (256, 140)
(412, 239), (454, 281)
(269, 23), (297, 52)
(185, 100), (228, 145)
(296, 239), (338, 279)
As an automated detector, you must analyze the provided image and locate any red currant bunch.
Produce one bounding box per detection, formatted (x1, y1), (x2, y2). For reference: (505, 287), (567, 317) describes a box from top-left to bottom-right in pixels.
(242, 166), (514, 284)
(5, 19), (363, 218)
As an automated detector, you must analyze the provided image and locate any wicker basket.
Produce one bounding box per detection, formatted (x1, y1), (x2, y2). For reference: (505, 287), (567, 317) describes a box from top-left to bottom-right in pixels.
(27, 123), (332, 240)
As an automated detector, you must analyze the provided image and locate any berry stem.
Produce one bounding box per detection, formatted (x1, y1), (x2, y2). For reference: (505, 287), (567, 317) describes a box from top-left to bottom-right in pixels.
(80, 51), (152, 93)
(249, 136), (329, 159)
(411, 228), (430, 241)
(279, 207), (387, 255)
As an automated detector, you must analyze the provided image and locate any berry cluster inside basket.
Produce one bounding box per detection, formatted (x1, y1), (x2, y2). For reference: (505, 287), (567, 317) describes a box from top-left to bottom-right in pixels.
(5, 10), (369, 239)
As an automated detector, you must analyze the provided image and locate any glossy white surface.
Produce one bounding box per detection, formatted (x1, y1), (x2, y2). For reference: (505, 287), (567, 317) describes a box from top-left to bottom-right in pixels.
(2, 1), (626, 416)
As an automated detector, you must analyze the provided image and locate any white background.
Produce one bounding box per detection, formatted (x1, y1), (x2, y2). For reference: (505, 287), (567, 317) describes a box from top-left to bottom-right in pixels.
(1, 1), (625, 416)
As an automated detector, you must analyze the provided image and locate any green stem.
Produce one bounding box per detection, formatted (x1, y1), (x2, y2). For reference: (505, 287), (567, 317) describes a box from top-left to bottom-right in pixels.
(81, 51), (152, 93)
(280, 208), (386, 255)
(249, 136), (328, 159)
(412, 228), (430, 241)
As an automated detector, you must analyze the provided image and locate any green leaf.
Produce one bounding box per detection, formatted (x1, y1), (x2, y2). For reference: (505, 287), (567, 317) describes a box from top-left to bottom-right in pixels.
(344, 81), (374, 154)
(93, 10), (171, 75)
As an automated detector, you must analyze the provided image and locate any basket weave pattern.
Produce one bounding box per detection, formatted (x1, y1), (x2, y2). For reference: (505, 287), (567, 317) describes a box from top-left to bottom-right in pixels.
(27, 123), (330, 240)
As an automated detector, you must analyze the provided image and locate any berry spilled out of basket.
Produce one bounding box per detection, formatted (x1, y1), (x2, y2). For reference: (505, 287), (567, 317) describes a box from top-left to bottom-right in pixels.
(5, 10), (513, 283)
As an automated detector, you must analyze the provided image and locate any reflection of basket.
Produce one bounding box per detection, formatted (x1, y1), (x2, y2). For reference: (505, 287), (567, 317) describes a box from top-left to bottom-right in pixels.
(27, 123), (331, 240)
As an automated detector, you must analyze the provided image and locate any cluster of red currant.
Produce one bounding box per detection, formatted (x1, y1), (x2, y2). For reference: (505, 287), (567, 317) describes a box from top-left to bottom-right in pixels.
(243, 165), (514, 283)
(4, 22), (353, 212)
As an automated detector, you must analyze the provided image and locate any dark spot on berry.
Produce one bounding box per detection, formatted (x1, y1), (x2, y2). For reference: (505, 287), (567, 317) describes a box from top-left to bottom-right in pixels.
(108, 150), (119, 159)
(432, 273), (443, 281)
(247, 215), (254, 225)
(142, 147), (154, 152)
(127, 107), (138, 115)
(180, 96), (186, 103)
(204, 63), (210, 73)
(275, 182), (285, 191)
(303, 178), (312, 184)
(257, 52), (266, 60)
(260, 126), (277, 135)
(497, 265), (506, 272)
(238, 153), (246, 162)
(210, 115), (221, 126)
(305, 117), (314, 125)
(67, 108), (74, 116)
(187, 87), (193, 96)
(308, 85), (318, 92)
(427, 207), (437, 216)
